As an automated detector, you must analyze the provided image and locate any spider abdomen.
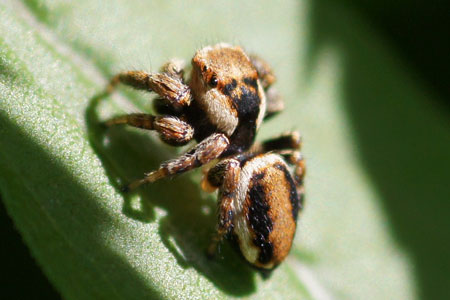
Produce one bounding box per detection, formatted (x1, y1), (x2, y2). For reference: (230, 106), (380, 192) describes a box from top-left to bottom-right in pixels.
(233, 154), (300, 269)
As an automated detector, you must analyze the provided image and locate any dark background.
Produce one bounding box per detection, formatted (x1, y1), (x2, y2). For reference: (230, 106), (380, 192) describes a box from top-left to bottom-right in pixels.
(343, 0), (449, 108)
(1, 1), (449, 298)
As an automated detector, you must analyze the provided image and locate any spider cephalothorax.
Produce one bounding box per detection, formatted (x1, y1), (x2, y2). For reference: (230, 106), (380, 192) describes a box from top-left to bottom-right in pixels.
(105, 43), (305, 270)
(188, 45), (266, 154)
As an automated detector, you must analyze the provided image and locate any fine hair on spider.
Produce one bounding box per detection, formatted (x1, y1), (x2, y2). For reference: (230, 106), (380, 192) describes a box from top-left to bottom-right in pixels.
(104, 43), (305, 271)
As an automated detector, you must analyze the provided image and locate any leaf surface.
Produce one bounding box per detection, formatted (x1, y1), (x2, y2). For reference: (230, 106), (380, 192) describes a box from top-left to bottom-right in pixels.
(1, 1), (448, 299)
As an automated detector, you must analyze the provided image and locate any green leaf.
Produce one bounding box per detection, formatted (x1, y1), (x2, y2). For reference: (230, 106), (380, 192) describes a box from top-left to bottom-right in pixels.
(1, 0), (449, 299)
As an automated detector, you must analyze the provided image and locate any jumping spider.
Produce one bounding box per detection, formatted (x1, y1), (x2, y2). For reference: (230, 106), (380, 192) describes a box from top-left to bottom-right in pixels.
(105, 43), (305, 270)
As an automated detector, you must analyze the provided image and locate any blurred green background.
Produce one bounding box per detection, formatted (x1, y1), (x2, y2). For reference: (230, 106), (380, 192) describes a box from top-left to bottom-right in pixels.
(1, 0), (449, 299)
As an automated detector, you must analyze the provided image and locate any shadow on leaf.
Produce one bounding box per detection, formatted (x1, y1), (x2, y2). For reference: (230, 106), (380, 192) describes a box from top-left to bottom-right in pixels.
(0, 102), (163, 299)
(86, 92), (257, 296)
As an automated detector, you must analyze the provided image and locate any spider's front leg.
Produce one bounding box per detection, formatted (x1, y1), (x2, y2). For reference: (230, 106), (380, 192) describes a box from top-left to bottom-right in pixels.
(104, 59), (194, 145)
(159, 58), (186, 81)
(106, 59), (191, 109)
(250, 55), (284, 119)
(203, 158), (241, 258)
(105, 113), (194, 146)
(124, 133), (230, 192)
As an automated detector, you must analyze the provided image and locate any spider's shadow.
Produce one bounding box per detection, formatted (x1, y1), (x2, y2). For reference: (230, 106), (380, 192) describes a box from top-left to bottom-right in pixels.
(86, 93), (256, 296)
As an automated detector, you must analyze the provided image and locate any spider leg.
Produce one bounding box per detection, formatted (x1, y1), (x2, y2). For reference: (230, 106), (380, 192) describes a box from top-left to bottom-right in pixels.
(252, 131), (305, 206)
(124, 133), (229, 192)
(264, 88), (284, 120)
(277, 149), (305, 209)
(106, 70), (191, 109)
(250, 54), (284, 119)
(105, 113), (193, 146)
(204, 158), (240, 257)
(259, 131), (305, 186)
(262, 131), (302, 152)
(250, 54), (276, 89)
(159, 58), (186, 81)
(278, 150), (305, 188)
(250, 131), (301, 153)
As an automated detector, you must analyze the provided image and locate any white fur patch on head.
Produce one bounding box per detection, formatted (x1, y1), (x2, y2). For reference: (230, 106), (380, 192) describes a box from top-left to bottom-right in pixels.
(199, 89), (238, 136)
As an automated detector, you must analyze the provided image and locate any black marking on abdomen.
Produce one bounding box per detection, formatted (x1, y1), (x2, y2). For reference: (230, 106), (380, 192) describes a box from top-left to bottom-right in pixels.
(275, 163), (301, 221)
(248, 172), (274, 264)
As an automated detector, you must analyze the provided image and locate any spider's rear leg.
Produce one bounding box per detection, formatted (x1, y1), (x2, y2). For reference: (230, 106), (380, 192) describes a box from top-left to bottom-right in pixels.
(203, 159), (241, 258)
(124, 133), (230, 192)
(262, 131), (302, 152)
(251, 131), (301, 154)
(105, 113), (193, 146)
(252, 131), (305, 206)
(277, 150), (305, 208)
(258, 131), (305, 186)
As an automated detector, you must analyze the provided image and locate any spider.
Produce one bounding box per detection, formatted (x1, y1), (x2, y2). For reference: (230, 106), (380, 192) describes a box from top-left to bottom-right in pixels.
(104, 43), (305, 270)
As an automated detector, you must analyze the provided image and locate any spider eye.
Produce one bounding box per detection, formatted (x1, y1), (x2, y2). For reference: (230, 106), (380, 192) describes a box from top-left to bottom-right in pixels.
(209, 75), (218, 87)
